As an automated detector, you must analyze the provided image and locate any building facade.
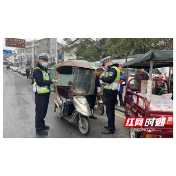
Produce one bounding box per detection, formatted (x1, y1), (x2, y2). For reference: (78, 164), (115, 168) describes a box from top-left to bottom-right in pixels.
(3, 53), (17, 65)
(16, 38), (63, 67)
(63, 49), (76, 61)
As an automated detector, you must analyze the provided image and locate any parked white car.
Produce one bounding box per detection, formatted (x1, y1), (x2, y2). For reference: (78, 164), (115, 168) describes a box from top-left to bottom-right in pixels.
(10, 66), (14, 71)
(17, 67), (21, 73)
(17, 67), (24, 74)
(13, 67), (20, 72)
(21, 68), (26, 76)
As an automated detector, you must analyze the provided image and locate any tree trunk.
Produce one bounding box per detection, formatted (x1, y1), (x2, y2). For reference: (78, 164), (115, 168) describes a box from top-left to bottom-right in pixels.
(125, 55), (128, 62)
(170, 38), (173, 50)
(144, 38), (146, 53)
(144, 46), (146, 54)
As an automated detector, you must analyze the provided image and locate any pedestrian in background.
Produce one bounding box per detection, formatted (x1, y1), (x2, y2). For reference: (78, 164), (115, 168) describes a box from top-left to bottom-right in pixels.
(134, 68), (149, 87)
(116, 72), (126, 107)
(26, 67), (30, 79)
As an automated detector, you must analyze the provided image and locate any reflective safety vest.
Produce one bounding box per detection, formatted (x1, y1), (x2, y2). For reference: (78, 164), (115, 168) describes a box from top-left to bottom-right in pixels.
(104, 66), (120, 90)
(34, 67), (51, 94)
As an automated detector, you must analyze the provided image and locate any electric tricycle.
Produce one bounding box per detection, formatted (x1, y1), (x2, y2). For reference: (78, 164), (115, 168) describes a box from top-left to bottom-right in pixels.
(122, 50), (173, 138)
(54, 60), (96, 135)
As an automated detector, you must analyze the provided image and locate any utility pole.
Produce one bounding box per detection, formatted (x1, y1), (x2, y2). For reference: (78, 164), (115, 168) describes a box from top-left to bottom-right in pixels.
(32, 41), (35, 68)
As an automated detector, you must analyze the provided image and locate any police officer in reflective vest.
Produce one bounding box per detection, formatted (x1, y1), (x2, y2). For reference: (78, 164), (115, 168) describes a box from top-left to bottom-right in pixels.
(33, 53), (57, 135)
(100, 56), (120, 134)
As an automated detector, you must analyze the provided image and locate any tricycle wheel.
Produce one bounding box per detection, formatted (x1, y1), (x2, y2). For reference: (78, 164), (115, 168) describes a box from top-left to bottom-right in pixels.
(129, 127), (141, 138)
(78, 116), (90, 135)
(97, 103), (104, 115)
(55, 105), (63, 119)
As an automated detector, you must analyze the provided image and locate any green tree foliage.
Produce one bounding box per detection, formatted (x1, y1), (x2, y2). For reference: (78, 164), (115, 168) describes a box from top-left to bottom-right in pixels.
(107, 38), (139, 62)
(63, 38), (173, 62)
(107, 38), (173, 61)
(63, 38), (108, 62)
(154, 38), (173, 50)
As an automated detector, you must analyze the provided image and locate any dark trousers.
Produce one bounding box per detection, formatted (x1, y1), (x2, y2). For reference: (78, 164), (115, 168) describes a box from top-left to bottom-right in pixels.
(35, 94), (50, 131)
(105, 93), (117, 131)
(26, 74), (29, 79)
(116, 92), (123, 105)
(86, 94), (97, 111)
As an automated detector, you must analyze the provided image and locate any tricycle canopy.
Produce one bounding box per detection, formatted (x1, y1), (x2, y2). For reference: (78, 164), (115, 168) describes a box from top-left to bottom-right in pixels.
(121, 50), (173, 69)
(59, 60), (96, 70)
(56, 60), (96, 95)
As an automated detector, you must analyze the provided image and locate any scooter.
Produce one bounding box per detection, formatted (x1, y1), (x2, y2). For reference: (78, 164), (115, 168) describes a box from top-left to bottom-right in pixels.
(54, 88), (91, 135)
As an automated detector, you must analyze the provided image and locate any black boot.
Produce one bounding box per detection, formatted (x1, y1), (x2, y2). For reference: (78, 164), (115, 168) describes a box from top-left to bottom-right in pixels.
(36, 130), (48, 135)
(101, 130), (114, 134)
(43, 125), (50, 130)
(104, 126), (115, 130)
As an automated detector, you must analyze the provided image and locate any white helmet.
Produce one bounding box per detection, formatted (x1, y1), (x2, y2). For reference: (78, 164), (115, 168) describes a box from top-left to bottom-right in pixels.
(100, 56), (112, 66)
(38, 53), (50, 60)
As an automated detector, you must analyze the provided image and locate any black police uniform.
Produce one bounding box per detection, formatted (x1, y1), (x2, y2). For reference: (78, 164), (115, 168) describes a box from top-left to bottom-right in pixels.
(102, 64), (119, 132)
(86, 76), (100, 111)
(33, 63), (53, 132)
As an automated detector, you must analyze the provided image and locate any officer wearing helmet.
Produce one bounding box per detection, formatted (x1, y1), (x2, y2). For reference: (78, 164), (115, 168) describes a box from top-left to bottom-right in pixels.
(99, 56), (120, 134)
(33, 53), (57, 135)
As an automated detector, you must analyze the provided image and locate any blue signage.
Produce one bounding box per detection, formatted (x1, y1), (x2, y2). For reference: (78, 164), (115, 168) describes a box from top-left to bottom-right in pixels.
(3, 50), (12, 54)
(24, 62), (27, 65)
(58, 55), (62, 60)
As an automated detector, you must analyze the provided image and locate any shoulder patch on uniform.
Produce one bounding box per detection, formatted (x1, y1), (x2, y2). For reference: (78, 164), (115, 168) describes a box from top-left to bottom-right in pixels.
(109, 72), (113, 76)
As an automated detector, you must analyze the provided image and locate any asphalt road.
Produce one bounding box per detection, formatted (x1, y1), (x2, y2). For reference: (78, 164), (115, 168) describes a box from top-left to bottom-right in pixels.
(3, 69), (129, 138)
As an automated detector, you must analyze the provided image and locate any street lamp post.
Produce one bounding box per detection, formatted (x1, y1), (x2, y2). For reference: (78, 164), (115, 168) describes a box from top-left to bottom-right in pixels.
(32, 42), (35, 68)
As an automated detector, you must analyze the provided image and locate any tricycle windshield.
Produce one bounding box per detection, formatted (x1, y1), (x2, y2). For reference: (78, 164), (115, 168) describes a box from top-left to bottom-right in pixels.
(57, 74), (73, 86)
(72, 68), (95, 95)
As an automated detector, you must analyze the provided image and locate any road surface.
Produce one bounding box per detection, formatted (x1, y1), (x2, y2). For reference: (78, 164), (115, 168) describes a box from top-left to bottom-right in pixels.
(3, 69), (129, 138)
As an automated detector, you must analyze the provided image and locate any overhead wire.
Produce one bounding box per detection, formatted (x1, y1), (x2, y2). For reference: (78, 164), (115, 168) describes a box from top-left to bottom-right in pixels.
(57, 38), (81, 52)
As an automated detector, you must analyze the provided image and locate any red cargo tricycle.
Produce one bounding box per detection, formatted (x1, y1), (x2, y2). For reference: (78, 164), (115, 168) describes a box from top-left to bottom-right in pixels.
(122, 50), (173, 138)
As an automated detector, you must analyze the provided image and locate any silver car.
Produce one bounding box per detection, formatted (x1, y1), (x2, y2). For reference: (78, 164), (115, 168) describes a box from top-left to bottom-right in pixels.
(20, 68), (26, 76)
(13, 67), (19, 72)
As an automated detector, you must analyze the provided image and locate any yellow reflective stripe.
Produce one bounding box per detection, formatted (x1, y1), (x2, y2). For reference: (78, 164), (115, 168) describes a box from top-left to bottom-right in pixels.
(37, 89), (51, 93)
(112, 66), (120, 82)
(34, 67), (50, 93)
(104, 86), (109, 89)
(104, 66), (120, 90)
(35, 67), (49, 80)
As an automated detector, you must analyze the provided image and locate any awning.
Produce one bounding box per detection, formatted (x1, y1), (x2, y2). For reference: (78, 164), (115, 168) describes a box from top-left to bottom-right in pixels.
(121, 50), (173, 69)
